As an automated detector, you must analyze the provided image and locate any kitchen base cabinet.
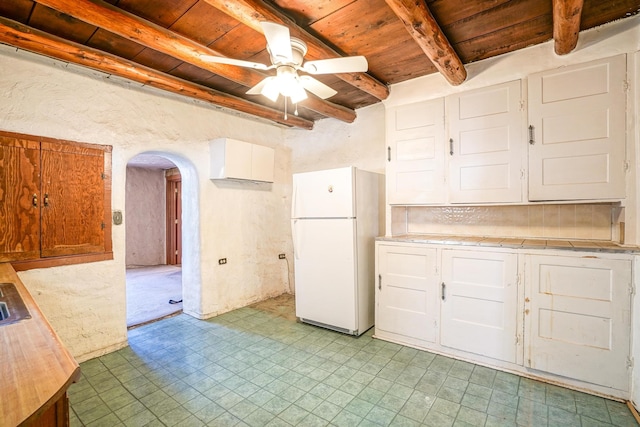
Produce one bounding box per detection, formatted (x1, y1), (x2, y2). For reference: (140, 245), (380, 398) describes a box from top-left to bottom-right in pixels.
(374, 239), (635, 399)
(376, 243), (439, 347)
(441, 249), (519, 363)
(524, 254), (632, 392)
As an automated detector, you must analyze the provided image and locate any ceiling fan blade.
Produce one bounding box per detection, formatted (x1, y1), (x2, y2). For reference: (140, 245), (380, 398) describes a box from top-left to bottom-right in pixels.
(200, 55), (269, 70)
(299, 76), (337, 99)
(261, 21), (293, 64)
(302, 56), (368, 74)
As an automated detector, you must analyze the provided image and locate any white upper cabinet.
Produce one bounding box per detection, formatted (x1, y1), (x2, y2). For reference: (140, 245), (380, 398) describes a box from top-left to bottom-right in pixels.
(210, 138), (275, 183)
(448, 80), (525, 203)
(386, 99), (446, 205)
(528, 55), (626, 201)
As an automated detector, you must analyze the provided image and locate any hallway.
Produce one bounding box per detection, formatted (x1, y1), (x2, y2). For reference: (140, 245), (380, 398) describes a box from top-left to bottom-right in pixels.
(126, 265), (182, 328)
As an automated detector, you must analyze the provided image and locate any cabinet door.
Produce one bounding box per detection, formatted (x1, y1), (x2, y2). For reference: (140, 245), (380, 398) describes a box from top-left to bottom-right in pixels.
(376, 244), (439, 344)
(448, 80), (524, 203)
(41, 141), (106, 257)
(251, 144), (274, 182)
(441, 249), (518, 363)
(0, 136), (41, 262)
(528, 55), (626, 201)
(525, 255), (631, 391)
(386, 99), (445, 204)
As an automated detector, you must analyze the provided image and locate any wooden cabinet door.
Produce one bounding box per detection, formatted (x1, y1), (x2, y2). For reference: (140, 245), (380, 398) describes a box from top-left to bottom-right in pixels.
(40, 141), (106, 257)
(525, 254), (632, 391)
(528, 55), (626, 201)
(441, 249), (519, 363)
(0, 136), (41, 262)
(386, 99), (446, 204)
(376, 244), (439, 345)
(448, 80), (524, 203)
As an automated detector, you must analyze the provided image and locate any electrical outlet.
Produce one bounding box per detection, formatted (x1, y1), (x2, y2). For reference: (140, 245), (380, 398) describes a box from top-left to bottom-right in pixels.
(218, 258), (227, 265)
(278, 253), (286, 259)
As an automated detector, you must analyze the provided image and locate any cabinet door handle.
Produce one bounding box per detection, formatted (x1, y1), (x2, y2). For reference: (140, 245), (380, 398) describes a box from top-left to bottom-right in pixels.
(441, 282), (446, 301)
(449, 138), (454, 155)
(387, 146), (391, 162)
(378, 274), (382, 290)
(43, 193), (49, 207)
(528, 125), (535, 145)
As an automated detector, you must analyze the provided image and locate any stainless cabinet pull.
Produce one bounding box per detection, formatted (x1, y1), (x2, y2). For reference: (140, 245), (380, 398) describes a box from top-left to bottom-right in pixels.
(449, 138), (454, 155)
(387, 146), (391, 162)
(378, 274), (382, 290)
(528, 125), (535, 145)
(441, 282), (446, 301)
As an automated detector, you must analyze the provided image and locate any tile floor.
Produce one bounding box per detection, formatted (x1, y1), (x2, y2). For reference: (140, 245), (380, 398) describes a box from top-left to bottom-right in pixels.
(69, 298), (639, 427)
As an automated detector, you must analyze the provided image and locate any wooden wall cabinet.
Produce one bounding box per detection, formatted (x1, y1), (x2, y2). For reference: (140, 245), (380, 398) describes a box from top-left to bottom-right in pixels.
(0, 131), (112, 269)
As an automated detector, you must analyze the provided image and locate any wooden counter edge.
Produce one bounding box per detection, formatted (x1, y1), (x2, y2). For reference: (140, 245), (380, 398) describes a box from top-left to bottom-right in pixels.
(19, 366), (81, 427)
(0, 263), (81, 427)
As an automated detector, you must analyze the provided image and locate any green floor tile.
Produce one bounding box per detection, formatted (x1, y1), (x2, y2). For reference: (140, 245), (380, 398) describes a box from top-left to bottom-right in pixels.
(68, 305), (638, 427)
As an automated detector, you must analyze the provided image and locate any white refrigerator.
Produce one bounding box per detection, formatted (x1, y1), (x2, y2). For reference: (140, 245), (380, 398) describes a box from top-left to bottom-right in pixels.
(291, 166), (381, 335)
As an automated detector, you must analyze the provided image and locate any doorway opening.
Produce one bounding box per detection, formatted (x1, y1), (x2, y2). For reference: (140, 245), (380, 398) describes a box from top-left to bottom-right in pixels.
(124, 152), (199, 328)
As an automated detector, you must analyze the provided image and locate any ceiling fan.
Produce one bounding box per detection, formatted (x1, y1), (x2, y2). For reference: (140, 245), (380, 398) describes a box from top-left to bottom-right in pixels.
(201, 22), (368, 109)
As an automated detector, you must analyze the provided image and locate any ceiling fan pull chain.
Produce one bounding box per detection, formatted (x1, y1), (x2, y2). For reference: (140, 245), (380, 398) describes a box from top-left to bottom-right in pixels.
(294, 103), (299, 116)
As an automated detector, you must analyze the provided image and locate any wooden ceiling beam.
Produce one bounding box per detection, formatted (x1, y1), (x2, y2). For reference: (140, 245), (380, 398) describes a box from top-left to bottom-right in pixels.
(0, 17), (314, 129)
(202, 0), (390, 101)
(32, 0), (356, 123)
(553, 0), (584, 55)
(384, 0), (467, 86)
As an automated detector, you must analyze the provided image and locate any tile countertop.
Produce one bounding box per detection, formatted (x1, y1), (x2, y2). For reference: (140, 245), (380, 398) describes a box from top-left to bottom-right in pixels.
(377, 234), (640, 254)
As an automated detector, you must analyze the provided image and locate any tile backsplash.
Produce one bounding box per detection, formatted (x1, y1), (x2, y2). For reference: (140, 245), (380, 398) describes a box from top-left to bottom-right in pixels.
(392, 204), (621, 241)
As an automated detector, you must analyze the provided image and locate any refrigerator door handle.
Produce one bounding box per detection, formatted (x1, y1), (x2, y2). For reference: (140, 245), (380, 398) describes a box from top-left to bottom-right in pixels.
(292, 219), (300, 260)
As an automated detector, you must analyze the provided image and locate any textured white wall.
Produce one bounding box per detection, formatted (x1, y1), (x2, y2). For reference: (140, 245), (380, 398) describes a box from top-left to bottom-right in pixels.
(286, 103), (386, 175)
(125, 166), (166, 266)
(0, 44), (290, 361)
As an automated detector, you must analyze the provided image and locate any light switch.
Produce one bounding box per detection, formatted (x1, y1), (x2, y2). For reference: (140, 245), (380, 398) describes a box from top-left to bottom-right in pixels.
(113, 210), (123, 225)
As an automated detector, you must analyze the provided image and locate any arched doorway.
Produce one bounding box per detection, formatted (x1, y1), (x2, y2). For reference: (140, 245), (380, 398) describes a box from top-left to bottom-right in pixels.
(125, 151), (201, 327)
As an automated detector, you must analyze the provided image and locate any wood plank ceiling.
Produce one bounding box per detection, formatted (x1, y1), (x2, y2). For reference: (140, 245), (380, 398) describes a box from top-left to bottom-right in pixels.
(0, 0), (638, 129)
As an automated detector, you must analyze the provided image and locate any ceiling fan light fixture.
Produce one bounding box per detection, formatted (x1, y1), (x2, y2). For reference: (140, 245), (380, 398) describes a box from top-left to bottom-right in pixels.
(261, 77), (281, 102)
(288, 82), (308, 104)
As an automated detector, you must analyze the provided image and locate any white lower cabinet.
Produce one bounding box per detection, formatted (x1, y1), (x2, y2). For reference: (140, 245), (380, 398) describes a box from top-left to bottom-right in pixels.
(376, 243), (439, 347)
(524, 254), (632, 391)
(375, 241), (634, 397)
(441, 249), (519, 363)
